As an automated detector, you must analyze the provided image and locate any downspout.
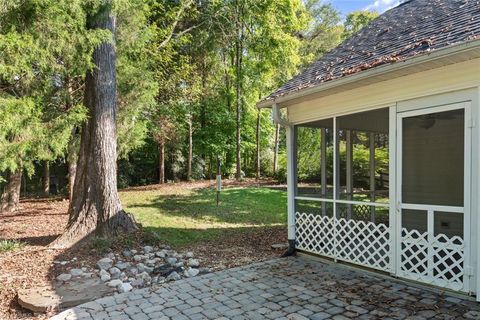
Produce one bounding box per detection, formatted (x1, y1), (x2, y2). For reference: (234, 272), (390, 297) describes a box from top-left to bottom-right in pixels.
(272, 104), (296, 257)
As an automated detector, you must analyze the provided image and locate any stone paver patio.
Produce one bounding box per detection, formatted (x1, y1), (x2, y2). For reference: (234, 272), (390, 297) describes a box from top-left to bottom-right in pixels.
(50, 256), (480, 320)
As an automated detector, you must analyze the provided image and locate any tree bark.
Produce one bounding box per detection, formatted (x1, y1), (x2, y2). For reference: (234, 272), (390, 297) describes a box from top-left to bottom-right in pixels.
(234, 2), (243, 181)
(52, 2), (137, 248)
(256, 110), (261, 180)
(68, 160), (77, 201)
(187, 114), (193, 181)
(159, 141), (165, 184)
(0, 169), (22, 213)
(42, 161), (50, 197)
(273, 123), (280, 175)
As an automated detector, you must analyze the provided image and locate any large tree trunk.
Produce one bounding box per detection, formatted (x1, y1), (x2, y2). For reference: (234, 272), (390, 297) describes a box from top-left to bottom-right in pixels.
(42, 161), (50, 197)
(273, 123), (280, 175)
(234, 5), (243, 181)
(52, 3), (136, 248)
(0, 169), (22, 213)
(187, 114), (193, 181)
(159, 141), (165, 184)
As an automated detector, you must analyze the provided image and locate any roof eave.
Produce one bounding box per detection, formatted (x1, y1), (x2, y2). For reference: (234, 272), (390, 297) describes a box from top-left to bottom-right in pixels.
(257, 38), (480, 109)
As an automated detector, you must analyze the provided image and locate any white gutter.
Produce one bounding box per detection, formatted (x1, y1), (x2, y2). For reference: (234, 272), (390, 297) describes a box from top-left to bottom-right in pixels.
(271, 103), (290, 126)
(257, 38), (480, 109)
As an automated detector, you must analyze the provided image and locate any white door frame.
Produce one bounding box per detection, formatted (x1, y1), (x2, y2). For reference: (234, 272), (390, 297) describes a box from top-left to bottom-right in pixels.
(394, 101), (473, 293)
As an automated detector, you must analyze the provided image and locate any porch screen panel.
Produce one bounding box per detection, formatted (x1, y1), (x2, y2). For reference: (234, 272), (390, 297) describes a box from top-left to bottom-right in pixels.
(294, 108), (391, 273)
(336, 108), (390, 206)
(402, 109), (464, 206)
(296, 118), (333, 200)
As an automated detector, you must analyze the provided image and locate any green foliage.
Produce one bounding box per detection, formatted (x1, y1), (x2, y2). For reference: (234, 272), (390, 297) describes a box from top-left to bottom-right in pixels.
(0, 0), (385, 193)
(0, 239), (25, 253)
(343, 10), (379, 39)
(300, 1), (343, 64)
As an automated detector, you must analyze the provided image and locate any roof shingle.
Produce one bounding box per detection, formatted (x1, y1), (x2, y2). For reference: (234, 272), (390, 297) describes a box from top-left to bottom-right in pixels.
(262, 0), (480, 103)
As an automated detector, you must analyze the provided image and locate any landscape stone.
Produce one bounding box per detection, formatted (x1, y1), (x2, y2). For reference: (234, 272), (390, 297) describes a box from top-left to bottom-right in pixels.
(143, 246), (154, 254)
(18, 278), (113, 313)
(97, 258), (113, 270)
(166, 257), (177, 265)
(56, 274), (72, 282)
(122, 250), (132, 258)
(145, 259), (156, 266)
(133, 255), (144, 262)
(155, 251), (166, 258)
(131, 279), (144, 287)
(144, 266), (154, 273)
(136, 272), (151, 282)
(70, 269), (83, 277)
(118, 282), (133, 293)
(100, 273), (111, 282)
(166, 271), (181, 281)
(105, 253), (115, 260)
(115, 261), (129, 270)
(187, 258), (200, 267)
(137, 263), (146, 273)
(120, 272), (128, 281)
(185, 268), (199, 277)
(107, 279), (122, 287)
(129, 267), (139, 275)
(185, 252), (194, 258)
(109, 267), (121, 278)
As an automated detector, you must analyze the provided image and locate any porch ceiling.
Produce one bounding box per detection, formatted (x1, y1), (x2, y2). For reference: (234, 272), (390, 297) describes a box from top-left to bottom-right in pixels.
(299, 108), (389, 133)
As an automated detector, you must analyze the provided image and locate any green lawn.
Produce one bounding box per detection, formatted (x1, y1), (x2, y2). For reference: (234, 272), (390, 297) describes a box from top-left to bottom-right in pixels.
(120, 186), (287, 247)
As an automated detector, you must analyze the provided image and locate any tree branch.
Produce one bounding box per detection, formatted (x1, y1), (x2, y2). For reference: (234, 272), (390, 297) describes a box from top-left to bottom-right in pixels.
(158, 0), (195, 49)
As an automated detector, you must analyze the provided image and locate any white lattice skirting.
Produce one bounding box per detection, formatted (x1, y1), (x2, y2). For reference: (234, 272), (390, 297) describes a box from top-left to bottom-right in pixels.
(399, 228), (466, 292)
(295, 212), (391, 272)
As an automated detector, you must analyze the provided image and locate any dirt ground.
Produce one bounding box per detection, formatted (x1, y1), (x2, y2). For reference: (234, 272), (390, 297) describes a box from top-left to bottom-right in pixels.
(0, 180), (287, 320)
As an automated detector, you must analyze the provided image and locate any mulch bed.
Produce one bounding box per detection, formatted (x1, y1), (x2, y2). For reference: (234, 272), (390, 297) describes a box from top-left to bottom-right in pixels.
(0, 182), (287, 320)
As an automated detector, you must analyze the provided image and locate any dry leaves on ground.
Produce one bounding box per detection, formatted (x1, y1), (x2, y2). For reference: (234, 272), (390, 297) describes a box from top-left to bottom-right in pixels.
(0, 182), (287, 319)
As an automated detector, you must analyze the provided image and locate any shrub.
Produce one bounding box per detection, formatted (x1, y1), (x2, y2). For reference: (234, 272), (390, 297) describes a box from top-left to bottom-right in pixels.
(0, 239), (25, 253)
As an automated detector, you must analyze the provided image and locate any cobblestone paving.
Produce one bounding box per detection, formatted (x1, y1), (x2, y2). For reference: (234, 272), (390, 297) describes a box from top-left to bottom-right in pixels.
(50, 256), (480, 320)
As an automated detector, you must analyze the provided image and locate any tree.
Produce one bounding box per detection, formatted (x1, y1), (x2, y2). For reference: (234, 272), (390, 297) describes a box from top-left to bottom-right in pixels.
(0, 0), (88, 212)
(53, 1), (137, 248)
(343, 10), (379, 40)
(300, 1), (343, 64)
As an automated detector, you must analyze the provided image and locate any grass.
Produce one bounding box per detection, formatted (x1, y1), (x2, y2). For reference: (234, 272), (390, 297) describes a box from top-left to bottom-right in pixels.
(0, 239), (25, 253)
(120, 186), (287, 247)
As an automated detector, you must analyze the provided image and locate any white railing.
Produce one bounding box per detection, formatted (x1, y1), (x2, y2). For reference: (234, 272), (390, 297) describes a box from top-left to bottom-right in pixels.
(296, 210), (391, 273)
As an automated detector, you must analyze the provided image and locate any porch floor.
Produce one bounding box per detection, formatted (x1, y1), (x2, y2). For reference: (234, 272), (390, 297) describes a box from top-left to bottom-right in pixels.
(50, 256), (480, 320)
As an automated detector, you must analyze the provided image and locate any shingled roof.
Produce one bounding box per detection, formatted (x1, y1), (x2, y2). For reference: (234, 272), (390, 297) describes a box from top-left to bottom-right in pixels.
(260, 0), (480, 104)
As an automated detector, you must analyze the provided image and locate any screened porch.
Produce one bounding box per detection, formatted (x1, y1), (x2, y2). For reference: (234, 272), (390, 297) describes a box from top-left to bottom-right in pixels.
(290, 104), (470, 293)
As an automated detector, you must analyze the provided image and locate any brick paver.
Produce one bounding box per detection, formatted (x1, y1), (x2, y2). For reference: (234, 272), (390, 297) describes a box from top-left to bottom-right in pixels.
(50, 256), (480, 319)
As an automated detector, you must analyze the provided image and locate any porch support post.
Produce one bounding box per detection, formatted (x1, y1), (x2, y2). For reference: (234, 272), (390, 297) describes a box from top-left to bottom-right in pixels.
(370, 132), (376, 223)
(334, 120), (340, 218)
(285, 124), (297, 255)
(389, 105), (397, 275)
(346, 130), (353, 219)
(321, 128), (327, 216)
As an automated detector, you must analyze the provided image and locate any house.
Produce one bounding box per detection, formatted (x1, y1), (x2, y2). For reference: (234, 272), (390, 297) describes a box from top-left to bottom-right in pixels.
(258, 0), (480, 298)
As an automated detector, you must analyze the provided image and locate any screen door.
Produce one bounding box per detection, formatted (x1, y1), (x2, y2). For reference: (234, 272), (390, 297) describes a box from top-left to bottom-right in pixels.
(396, 102), (471, 292)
